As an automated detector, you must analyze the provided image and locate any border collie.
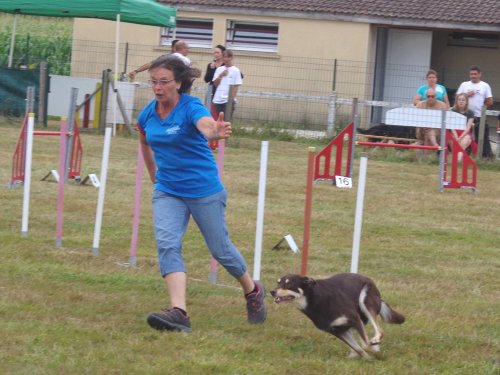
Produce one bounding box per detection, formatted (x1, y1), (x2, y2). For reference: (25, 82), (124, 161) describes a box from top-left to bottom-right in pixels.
(270, 273), (405, 358)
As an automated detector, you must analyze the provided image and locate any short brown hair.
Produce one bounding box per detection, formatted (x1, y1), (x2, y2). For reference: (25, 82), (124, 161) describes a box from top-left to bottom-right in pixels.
(149, 55), (200, 94)
(426, 69), (438, 78)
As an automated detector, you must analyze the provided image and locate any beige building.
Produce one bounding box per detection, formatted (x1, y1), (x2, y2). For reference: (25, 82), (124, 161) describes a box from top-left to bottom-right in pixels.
(72, 0), (500, 130)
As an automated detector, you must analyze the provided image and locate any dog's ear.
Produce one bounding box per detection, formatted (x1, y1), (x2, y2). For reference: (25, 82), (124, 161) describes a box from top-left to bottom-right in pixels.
(305, 277), (316, 286)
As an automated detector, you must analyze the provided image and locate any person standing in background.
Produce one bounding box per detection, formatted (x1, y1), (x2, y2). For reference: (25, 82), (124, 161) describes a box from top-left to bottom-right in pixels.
(212, 49), (242, 119)
(128, 39), (179, 81)
(171, 40), (191, 66)
(456, 65), (494, 158)
(203, 45), (226, 112)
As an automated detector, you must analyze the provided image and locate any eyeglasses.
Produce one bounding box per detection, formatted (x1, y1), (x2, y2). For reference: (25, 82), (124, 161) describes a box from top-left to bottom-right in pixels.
(427, 95), (436, 98)
(148, 79), (175, 87)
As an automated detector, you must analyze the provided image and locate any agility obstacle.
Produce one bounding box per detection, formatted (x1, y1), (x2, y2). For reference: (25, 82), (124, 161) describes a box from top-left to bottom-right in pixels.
(128, 141), (145, 267)
(125, 140), (270, 300)
(301, 147), (316, 275)
(301, 106), (478, 275)
(126, 138), (271, 287)
(12, 87), (89, 246)
(350, 153), (368, 274)
(209, 139), (225, 283)
(314, 109), (476, 192)
(17, 113), (73, 244)
(10, 111), (83, 188)
(20, 114), (35, 237)
(252, 141), (269, 282)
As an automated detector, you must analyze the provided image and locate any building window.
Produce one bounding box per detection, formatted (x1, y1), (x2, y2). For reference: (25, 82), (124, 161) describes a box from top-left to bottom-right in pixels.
(161, 18), (213, 48)
(226, 21), (278, 52)
(447, 32), (498, 49)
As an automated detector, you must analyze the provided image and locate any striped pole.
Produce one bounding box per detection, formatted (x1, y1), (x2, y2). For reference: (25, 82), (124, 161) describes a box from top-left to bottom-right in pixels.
(252, 141), (269, 281)
(21, 113), (35, 237)
(92, 126), (112, 256)
(55, 117), (68, 247)
(129, 141), (144, 267)
(350, 153), (368, 274)
(209, 139), (225, 284)
(301, 147), (316, 275)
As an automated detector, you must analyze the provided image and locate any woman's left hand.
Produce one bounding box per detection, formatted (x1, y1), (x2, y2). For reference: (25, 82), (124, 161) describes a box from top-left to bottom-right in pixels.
(216, 112), (232, 140)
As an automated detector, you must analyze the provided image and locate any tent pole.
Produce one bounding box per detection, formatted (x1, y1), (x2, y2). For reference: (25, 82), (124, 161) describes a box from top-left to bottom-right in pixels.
(113, 13), (120, 136)
(8, 13), (18, 68)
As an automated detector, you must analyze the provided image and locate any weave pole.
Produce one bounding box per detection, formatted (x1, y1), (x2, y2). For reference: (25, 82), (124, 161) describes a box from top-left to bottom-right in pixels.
(64, 88), (78, 182)
(349, 98), (359, 178)
(209, 139), (225, 284)
(128, 141), (144, 267)
(301, 147), (316, 275)
(252, 141), (269, 281)
(55, 118), (68, 248)
(92, 126), (112, 256)
(21, 113), (35, 237)
(350, 153), (368, 274)
(438, 110), (446, 192)
(91, 14), (120, 256)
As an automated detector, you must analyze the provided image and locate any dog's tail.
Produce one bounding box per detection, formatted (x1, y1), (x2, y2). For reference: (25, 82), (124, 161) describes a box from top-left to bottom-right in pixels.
(380, 301), (405, 324)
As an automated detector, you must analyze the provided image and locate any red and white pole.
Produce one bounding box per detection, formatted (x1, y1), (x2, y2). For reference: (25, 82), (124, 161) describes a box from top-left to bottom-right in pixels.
(301, 147), (316, 275)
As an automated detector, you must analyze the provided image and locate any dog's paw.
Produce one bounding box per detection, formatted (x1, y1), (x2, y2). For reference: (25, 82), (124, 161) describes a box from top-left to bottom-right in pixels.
(348, 349), (360, 359)
(347, 349), (371, 359)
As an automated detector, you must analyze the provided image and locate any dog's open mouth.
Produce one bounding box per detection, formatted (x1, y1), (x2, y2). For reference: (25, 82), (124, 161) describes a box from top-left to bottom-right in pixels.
(274, 295), (296, 303)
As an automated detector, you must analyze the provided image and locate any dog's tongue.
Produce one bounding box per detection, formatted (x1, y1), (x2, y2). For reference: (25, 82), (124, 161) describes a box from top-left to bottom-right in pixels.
(274, 296), (295, 303)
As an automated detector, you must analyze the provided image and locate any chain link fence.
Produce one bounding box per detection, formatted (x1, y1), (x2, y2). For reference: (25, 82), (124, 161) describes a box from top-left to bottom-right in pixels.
(2, 39), (499, 145)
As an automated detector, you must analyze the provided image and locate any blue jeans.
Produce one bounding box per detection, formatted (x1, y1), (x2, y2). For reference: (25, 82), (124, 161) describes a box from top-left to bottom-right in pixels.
(152, 189), (248, 278)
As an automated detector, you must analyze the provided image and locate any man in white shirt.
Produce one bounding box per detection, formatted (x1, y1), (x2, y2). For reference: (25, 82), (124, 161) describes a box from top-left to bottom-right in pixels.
(456, 65), (494, 157)
(171, 40), (191, 66)
(129, 40), (178, 80)
(212, 49), (242, 119)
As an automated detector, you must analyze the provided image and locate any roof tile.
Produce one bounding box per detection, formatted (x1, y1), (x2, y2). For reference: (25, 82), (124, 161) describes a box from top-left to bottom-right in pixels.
(163, 0), (500, 26)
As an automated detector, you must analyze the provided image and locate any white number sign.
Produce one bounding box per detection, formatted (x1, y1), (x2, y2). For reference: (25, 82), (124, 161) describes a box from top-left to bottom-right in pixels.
(335, 175), (352, 189)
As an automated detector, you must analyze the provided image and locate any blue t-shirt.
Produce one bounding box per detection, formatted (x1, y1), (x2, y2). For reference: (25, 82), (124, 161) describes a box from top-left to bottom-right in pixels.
(137, 94), (223, 198)
(417, 84), (447, 101)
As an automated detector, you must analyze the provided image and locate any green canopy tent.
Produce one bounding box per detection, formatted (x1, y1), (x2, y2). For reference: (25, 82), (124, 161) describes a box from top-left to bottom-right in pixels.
(0, 0), (176, 255)
(0, 0), (176, 67)
(0, 0), (176, 21)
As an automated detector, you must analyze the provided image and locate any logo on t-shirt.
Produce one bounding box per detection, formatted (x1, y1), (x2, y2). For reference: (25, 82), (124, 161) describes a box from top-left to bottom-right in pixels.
(166, 125), (180, 135)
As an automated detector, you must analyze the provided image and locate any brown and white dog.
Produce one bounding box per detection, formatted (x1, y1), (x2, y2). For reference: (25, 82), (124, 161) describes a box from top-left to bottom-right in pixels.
(270, 273), (405, 358)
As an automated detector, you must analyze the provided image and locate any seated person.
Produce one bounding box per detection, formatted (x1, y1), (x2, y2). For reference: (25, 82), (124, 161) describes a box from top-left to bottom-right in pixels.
(450, 93), (476, 160)
(416, 88), (447, 146)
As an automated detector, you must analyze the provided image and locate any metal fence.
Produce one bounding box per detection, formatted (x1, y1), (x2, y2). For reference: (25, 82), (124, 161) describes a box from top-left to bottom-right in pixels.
(2, 39), (500, 141)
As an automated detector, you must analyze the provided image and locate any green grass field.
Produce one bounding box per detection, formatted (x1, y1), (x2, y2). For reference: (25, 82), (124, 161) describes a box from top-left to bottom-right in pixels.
(0, 121), (499, 374)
